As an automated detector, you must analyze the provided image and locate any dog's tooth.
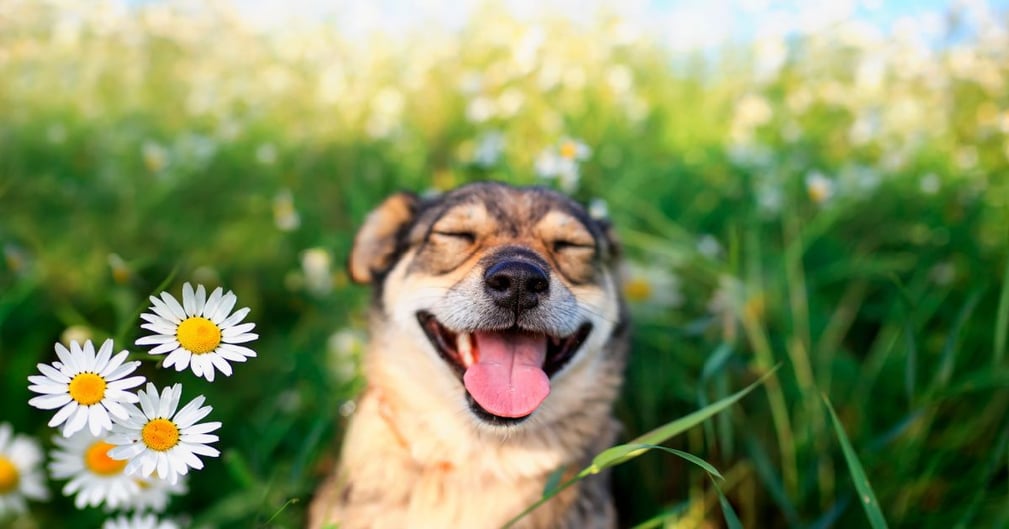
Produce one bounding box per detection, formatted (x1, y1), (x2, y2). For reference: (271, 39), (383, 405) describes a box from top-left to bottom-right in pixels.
(458, 332), (474, 367)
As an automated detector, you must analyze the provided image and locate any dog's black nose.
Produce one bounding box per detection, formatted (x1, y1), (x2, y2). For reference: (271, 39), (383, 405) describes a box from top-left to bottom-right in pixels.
(484, 260), (549, 310)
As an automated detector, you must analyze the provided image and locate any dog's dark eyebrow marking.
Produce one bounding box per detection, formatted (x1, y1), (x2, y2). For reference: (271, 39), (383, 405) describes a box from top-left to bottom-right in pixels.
(484, 197), (519, 237)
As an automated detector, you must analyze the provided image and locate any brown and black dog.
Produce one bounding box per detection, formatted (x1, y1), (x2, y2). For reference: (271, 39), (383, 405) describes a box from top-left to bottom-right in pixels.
(310, 182), (629, 529)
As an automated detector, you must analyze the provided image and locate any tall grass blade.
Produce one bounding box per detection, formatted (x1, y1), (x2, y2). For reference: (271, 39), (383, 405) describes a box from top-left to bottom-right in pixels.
(744, 436), (801, 526)
(633, 366), (779, 447)
(697, 343), (734, 447)
(712, 478), (743, 529)
(888, 274), (919, 406)
(822, 394), (889, 529)
(115, 265), (178, 346)
(502, 368), (777, 529)
(932, 287), (983, 389)
(808, 495), (851, 529)
(542, 466), (566, 497)
(904, 320), (917, 407)
(581, 443), (724, 480)
(952, 424), (1009, 529)
(995, 258), (1009, 364)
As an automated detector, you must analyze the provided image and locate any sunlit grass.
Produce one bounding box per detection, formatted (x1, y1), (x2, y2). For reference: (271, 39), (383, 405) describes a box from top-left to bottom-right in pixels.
(1, 1), (1008, 527)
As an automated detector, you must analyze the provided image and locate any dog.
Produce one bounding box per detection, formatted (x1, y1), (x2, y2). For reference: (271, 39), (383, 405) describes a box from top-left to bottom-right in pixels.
(309, 181), (630, 529)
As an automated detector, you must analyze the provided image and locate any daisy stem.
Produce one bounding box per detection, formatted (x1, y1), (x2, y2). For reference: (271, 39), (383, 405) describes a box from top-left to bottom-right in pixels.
(114, 264), (179, 347)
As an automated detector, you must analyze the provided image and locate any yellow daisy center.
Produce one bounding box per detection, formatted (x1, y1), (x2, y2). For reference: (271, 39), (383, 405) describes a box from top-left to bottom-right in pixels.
(84, 441), (127, 476)
(624, 278), (652, 302)
(68, 372), (107, 405)
(559, 141), (579, 159)
(141, 419), (180, 452)
(177, 317), (222, 354)
(0, 456), (19, 494)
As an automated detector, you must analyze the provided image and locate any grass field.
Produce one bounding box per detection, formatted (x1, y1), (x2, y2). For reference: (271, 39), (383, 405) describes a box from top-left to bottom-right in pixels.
(1, 1), (1008, 528)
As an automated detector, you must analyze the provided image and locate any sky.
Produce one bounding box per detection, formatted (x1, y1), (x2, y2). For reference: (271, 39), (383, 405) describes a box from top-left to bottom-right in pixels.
(127, 0), (1007, 50)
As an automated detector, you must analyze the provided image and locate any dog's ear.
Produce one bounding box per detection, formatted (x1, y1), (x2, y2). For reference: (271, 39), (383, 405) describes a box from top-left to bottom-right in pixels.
(595, 218), (622, 263)
(349, 192), (419, 284)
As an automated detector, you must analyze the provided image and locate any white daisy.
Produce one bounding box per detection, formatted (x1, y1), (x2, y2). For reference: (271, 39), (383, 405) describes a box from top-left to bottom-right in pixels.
(622, 262), (685, 311)
(107, 383), (221, 485)
(124, 474), (187, 513)
(535, 137), (591, 193)
(0, 423), (49, 517)
(48, 431), (140, 509)
(135, 282), (258, 382)
(805, 170), (835, 205)
(103, 512), (180, 529)
(27, 339), (145, 437)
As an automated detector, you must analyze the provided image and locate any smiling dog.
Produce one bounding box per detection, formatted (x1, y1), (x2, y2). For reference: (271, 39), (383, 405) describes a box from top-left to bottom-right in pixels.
(309, 182), (629, 529)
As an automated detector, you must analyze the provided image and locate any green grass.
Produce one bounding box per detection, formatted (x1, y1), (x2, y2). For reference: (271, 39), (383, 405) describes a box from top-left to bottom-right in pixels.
(1, 2), (1008, 528)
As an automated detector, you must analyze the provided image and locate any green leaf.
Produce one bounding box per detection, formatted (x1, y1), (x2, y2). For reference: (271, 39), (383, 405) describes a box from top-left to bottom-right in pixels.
(822, 394), (890, 529)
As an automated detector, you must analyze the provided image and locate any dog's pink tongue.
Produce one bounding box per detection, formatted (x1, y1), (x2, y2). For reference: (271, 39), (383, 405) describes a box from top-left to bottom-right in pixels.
(463, 331), (550, 418)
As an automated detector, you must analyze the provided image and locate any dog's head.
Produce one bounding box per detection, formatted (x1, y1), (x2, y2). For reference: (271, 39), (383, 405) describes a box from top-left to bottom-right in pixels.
(349, 182), (626, 430)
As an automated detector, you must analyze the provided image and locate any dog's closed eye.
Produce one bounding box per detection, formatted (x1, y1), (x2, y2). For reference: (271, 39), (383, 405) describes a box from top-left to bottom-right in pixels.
(432, 231), (476, 244)
(552, 240), (594, 252)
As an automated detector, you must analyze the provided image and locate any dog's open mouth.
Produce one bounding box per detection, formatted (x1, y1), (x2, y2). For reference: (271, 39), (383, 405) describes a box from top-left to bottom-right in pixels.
(417, 311), (592, 424)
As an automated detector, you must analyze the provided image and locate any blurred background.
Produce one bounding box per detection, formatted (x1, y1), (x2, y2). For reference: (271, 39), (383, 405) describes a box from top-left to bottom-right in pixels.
(1, 0), (1008, 527)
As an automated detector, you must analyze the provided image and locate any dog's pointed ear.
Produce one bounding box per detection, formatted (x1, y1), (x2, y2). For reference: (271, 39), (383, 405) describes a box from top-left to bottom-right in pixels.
(595, 217), (622, 263)
(349, 192), (419, 284)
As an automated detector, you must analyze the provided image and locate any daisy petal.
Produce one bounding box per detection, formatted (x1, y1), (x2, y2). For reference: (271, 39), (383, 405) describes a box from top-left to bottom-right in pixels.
(37, 363), (71, 383)
(220, 307), (251, 328)
(28, 393), (72, 410)
(28, 383), (70, 395)
(220, 343), (257, 359)
(82, 341), (97, 367)
(209, 354), (233, 377)
(182, 282), (196, 316)
(94, 339), (114, 373)
(100, 351), (131, 378)
(222, 333), (258, 344)
(49, 401), (79, 428)
(195, 284), (207, 315)
(108, 376), (146, 391)
(65, 406), (90, 436)
(222, 322), (256, 337)
(210, 292), (238, 324)
(88, 405), (108, 436)
(163, 349), (191, 371)
(202, 287), (224, 318)
(136, 334), (178, 345)
(149, 341), (181, 356)
(160, 292), (187, 321)
(149, 296), (181, 323)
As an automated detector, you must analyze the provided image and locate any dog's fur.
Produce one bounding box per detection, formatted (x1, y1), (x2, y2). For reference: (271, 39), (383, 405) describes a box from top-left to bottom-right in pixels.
(309, 182), (629, 529)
